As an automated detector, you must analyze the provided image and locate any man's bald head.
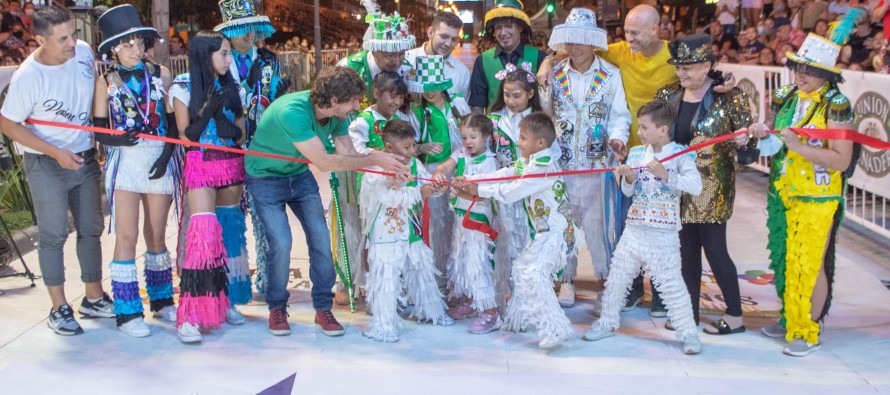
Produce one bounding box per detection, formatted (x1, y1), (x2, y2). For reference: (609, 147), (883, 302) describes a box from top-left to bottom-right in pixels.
(624, 5), (660, 54)
(626, 5), (660, 26)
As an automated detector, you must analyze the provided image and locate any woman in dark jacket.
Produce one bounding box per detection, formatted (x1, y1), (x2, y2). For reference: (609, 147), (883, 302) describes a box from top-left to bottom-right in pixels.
(654, 34), (758, 335)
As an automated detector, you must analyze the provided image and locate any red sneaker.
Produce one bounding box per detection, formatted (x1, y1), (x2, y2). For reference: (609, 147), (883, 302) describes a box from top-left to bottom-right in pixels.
(268, 307), (291, 336)
(314, 310), (345, 336)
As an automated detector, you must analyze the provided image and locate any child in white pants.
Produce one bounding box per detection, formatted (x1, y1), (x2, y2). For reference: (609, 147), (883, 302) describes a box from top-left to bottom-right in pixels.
(582, 100), (703, 355)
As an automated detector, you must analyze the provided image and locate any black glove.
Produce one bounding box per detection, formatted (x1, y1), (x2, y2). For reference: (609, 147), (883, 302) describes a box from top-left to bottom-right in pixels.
(148, 112), (179, 180)
(246, 59), (263, 88)
(214, 112), (242, 142)
(93, 117), (139, 147)
(200, 88), (227, 118)
(184, 112), (212, 142)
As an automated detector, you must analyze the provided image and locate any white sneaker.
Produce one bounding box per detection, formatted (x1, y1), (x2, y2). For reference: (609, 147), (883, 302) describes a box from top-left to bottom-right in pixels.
(683, 336), (702, 355)
(538, 335), (566, 349)
(177, 322), (202, 343)
(558, 283), (576, 308)
(783, 338), (821, 357)
(152, 305), (177, 323)
(582, 321), (615, 341)
(761, 323), (786, 338)
(118, 317), (151, 338)
(425, 315), (454, 326)
(226, 306), (246, 325)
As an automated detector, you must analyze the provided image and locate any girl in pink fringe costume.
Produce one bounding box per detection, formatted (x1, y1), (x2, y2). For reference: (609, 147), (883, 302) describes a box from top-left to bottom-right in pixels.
(167, 30), (246, 343)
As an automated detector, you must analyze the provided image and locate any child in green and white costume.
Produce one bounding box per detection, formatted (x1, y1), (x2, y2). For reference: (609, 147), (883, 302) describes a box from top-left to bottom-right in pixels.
(333, 1), (415, 306)
(338, 72), (409, 298)
(407, 55), (469, 292)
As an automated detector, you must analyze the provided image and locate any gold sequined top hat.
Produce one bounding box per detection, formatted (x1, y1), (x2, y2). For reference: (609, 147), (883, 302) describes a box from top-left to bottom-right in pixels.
(667, 34), (716, 65)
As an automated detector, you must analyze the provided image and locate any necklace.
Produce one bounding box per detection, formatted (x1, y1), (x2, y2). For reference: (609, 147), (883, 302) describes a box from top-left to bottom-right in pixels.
(116, 66), (152, 129)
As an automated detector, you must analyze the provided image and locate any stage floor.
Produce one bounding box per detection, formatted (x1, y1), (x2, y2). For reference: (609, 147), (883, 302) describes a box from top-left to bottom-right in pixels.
(1, 170), (889, 394)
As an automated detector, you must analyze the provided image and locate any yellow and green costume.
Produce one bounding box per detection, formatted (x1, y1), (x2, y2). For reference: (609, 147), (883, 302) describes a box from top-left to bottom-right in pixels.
(767, 83), (854, 344)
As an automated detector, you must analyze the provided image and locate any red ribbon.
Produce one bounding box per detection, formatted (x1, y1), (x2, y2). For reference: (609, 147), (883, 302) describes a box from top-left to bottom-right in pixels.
(462, 195), (499, 241)
(25, 118), (396, 178)
(422, 197), (431, 247)
(789, 127), (890, 150)
(25, 119), (889, 184)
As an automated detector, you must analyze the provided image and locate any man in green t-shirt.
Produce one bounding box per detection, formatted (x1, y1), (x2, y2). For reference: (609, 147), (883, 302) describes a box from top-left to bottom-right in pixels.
(246, 67), (409, 337)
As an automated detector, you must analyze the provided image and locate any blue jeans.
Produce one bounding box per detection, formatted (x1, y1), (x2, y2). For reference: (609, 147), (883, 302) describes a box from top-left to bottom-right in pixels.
(246, 172), (335, 311)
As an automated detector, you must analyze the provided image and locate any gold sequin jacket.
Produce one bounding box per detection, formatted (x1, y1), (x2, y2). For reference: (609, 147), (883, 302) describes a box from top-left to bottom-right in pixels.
(654, 83), (755, 224)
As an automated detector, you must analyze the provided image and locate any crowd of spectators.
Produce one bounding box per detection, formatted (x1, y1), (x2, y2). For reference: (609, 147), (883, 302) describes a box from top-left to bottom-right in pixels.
(0, 0), (36, 67)
(639, 0), (889, 73)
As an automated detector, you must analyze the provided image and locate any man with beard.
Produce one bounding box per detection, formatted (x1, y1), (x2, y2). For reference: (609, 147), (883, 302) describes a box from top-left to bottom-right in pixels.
(468, 0), (547, 113)
(538, 5), (735, 313)
(405, 11), (470, 97)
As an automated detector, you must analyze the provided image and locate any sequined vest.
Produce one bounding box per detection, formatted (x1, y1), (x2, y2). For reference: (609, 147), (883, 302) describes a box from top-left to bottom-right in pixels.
(550, 58), (621, 170)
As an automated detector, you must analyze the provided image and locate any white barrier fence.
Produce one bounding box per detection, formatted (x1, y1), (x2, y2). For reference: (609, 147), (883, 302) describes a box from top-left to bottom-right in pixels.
(720, 63), (890, 238)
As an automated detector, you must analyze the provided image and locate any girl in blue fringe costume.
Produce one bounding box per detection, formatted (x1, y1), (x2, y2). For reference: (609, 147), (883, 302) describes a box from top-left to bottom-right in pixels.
(92, 5), (181, 338)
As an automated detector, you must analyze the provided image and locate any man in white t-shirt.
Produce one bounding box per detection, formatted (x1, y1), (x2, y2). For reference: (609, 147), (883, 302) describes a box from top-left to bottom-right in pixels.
(0, 6), (111, 336)
(405, 11), (471, 98)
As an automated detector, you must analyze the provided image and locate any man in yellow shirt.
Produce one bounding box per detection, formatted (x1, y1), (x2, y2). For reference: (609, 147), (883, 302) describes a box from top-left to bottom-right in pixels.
(539, 5), (676, 149)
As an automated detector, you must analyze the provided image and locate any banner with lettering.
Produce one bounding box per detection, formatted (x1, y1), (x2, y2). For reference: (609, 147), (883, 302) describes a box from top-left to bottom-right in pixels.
(843, 71), (890, 198)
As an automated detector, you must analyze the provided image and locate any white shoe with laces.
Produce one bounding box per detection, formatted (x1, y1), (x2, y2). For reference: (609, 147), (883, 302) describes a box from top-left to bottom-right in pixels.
(538, 334), (566, 349)
(177, 322), (202, 343)
(558, 283), (576, 308)
(683, 335), (702, 355)
(582, 321), (615, 341)
(119, 317), (151, 338)
(226, 306), (246, 325)
(152, 305), (177, 323)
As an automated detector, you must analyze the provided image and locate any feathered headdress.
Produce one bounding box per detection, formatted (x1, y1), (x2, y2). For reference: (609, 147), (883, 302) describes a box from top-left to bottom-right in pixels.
(784, 7), (866, 83)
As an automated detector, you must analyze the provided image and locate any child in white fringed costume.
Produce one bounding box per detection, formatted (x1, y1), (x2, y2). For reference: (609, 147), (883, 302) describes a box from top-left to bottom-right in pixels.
(360, 119), (454, 343)
(407, 55), (468, 294)
(333, 71), (409, 305)
(433, 113), (500, 333)
(582, 100), (703, 355)
(488, 66), (543, 313)
(455, 113), (576, 349)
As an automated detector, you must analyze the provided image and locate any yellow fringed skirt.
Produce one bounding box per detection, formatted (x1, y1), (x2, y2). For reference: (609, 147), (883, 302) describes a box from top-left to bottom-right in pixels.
(782, 198), (839, 344)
